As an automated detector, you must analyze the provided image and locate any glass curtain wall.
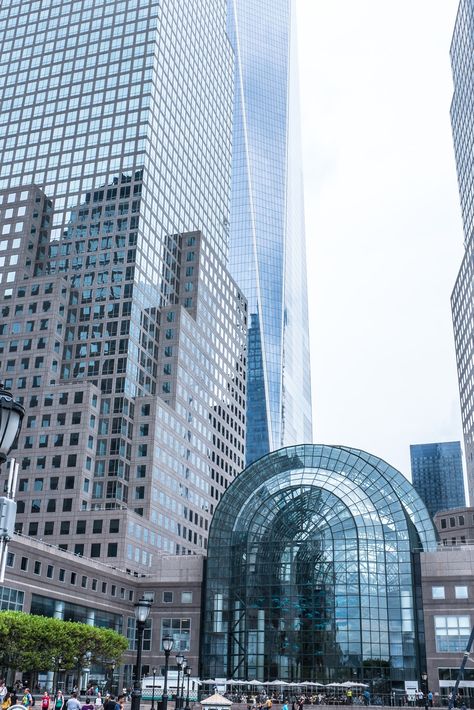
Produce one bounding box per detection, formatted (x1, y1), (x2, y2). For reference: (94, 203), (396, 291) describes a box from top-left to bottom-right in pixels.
(202, 445), (437, 689)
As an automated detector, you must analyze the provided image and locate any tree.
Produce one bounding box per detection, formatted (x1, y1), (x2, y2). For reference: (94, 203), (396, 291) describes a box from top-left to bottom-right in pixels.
(0, 611), (128, 674)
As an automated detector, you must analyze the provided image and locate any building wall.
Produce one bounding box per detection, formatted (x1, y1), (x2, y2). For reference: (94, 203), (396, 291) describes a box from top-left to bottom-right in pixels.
(434, 506), (474, 545)
(0, 186), (247, 568)
(2, 535), (204, 691)
(420, 546), (474, 699)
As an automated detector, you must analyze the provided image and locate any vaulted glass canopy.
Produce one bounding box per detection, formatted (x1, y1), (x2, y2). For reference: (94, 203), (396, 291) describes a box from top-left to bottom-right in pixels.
(201, 445), (437, 688)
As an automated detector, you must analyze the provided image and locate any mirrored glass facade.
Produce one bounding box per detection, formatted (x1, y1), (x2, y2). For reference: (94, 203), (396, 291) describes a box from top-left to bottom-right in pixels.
(227, 1), (312, 465)
(202, 445), (437, 687)
(450, 0), (474, 503)
(410, 441), (465, 518)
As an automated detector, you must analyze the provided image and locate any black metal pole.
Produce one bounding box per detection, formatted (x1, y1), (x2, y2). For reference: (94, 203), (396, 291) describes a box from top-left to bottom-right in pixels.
(185, 673), (190, 710)
(151, 669), (156, 710)
(176, 666), (181, 710)
(131, 621), (145, 710)
(180, 671), (186, 708)
(162, 652), (170, 710)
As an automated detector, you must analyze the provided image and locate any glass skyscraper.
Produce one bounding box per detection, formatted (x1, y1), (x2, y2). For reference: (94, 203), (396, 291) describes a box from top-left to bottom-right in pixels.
(227, 0), (313, 465)
(450, 0), (474, 502)
(410, 441), (466, 518)
(0, 0), (248, 566)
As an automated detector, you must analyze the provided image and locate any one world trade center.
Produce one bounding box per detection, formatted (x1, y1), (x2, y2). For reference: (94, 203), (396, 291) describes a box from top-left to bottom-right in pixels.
(227, 0), (313, 465)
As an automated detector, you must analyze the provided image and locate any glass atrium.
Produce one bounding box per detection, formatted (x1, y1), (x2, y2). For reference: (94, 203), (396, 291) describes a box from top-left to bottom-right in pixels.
(202, 445), (437, 689)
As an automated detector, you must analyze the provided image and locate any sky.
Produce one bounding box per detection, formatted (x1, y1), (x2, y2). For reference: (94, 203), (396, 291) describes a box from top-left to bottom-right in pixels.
(295, 0), (466, 485)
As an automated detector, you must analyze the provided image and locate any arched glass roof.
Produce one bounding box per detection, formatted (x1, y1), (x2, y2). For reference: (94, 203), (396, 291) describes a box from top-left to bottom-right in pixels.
(202, 444), (437, 687)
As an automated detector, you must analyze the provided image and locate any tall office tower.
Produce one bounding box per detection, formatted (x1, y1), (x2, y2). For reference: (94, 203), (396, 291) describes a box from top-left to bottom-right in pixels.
(0, 0), (248, 568)
(227, 0), (313, 465)
(450, 0), (474, 501)
(410, 442), (466, 518)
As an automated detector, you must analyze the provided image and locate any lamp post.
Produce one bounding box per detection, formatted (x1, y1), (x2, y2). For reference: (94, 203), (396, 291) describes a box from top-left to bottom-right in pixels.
(184, 667), (191, 710)
(151, 667), (156, 710)
(130, 596), (152, 710)
(180, 659), (187, 710)
(421, 672), (428, 700)
(176, 655), (184, 710)
(161, 635), (174, 710)
(0, 383), (24, 583)
(110, 661), (116, 694)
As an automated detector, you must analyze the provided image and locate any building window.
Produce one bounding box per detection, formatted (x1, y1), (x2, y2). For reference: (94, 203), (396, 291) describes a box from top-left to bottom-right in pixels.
(432, 586), (445, 600)
(163, 592), (173, 603)
(127, 617), (152, 651)
(181, 592), (193, 604)
(161, 618), (190, 652)
(434, 616), (471, 652)
(455, 586), (468, 600)
(91, 544), (101, 558)
(0, 586), (24, 611)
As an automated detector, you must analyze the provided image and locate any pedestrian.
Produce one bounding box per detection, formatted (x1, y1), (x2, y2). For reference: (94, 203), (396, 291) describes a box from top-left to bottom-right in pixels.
(94, 694), (102, 710)
(54, 691), (65, 710)
(81, 699), (94, 710)
(0, 682), (7, 704)
(282, 701), (289, 710)
(66, 693), (82, 710)
(41, 692), (51, 710)
(2, 693), (11, 710)
(21, 689), (34, 709)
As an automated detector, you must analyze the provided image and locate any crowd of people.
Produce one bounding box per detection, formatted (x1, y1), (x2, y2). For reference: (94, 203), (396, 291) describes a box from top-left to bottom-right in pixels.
(0, 681), (128, 710)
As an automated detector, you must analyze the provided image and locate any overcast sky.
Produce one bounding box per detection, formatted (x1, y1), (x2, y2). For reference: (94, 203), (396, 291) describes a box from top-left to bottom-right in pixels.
(296, 0), (466, 486)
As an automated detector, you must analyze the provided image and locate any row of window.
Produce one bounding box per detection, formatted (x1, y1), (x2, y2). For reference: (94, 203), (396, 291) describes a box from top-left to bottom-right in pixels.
(7, 555), (133, 599)
(431, 585), (469, 600)
(439, 513), (474, 528)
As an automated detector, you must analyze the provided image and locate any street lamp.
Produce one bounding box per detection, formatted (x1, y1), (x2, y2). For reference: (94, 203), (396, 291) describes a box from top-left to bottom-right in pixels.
(0, 383), (24, 465)
(162, 635), (174, 710)
(180, 659), (187, 709)
(421, 672), (428, 698)
(130, 596), (152, 710)
(151, 667), (157, 710)
(110, 661), (116, 694)
(176, 655), (185, 710)
(0, 383), (24, 583)
(184, 667), (191, 710)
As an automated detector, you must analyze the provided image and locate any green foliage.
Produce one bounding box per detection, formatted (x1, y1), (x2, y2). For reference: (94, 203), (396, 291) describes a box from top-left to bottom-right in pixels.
(0, 611), (128, 673)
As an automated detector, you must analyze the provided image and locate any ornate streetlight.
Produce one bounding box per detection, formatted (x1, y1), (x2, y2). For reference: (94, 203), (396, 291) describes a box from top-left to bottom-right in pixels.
(184, 667), (191, 710)
(180, 659), (187, 709)
(161, 635), (174, 710)
(0, 383), (24, 465)
(130, 596), (152, 710)
(175, 655), (185, 710)
(0, 383), (24, 583)
(151, 667), (157, 710)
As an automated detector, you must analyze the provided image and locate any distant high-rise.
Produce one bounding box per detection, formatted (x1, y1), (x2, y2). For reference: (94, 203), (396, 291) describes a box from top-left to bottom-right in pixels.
(450, 0), (474, 501)
(0, 0), (247, 568)
(410, 442), (465, 518)
(227, 0), (313, 465)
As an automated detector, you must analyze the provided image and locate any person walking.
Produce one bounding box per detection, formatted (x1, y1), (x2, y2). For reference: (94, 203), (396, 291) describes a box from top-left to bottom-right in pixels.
(66, 693), (82, 710)
(54, 691), (65, 710)
(2, 692), (12, 710)
(81, 699), (94, 710)
(41, 692), (51, 710)
(21, 689), (34, 709)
